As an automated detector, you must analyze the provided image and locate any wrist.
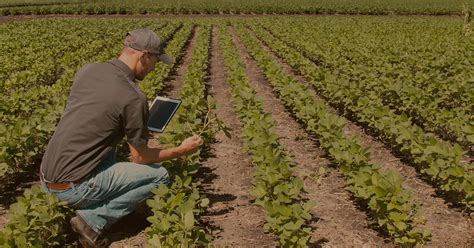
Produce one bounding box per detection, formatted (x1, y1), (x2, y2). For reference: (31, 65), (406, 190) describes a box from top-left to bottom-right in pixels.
(175, 145), (187, 156)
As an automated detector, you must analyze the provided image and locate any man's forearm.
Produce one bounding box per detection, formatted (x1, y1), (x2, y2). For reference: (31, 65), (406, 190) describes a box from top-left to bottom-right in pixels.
(129, 135), (202, 165)
(133, 146), (185, 164)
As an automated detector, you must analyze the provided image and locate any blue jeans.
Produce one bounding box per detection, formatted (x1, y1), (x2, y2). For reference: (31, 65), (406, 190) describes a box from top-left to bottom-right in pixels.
(41, 148), (170, 234)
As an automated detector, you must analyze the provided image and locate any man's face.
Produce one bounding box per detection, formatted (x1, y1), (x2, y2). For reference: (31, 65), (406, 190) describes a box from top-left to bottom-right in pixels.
(136, 51), (159, 81)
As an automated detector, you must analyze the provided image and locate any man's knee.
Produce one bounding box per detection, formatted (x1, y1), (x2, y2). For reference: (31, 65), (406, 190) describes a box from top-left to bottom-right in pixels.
(152, 166), (170, 186)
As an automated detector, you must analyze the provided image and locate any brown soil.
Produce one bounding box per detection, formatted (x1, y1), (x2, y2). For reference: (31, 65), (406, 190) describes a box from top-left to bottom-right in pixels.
(229, 26), (393, 246)
(198, 26), (277, 246)
(243, 26), (474, 247)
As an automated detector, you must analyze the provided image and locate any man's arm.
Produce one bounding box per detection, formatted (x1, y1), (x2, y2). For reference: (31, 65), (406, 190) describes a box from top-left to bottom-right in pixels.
(129, 135), (202, 164)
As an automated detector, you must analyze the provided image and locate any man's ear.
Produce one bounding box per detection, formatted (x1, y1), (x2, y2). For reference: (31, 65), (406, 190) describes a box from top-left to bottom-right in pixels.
(138, 52), (147, 65)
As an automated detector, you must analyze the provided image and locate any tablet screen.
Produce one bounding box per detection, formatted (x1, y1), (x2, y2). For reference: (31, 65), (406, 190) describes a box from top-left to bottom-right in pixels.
(148, 96), (181, 133)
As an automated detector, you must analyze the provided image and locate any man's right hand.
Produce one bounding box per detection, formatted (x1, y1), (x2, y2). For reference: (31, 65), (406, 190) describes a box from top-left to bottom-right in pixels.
(179, 135), (203, 155)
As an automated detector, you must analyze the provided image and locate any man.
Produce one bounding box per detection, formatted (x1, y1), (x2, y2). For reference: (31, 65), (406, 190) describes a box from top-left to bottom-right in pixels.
(40, 28), (202, 247)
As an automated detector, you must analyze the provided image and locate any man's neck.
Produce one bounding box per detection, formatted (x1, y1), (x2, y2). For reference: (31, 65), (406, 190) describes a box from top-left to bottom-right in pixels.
(117, 55), (138, 77)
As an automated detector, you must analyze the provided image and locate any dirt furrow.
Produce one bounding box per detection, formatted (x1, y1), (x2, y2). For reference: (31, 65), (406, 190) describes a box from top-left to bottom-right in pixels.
(198, 26), (277, 246)
(108, 25), (200, 247)
(245, 26), (473, 247)
(229, 26), (393, 246)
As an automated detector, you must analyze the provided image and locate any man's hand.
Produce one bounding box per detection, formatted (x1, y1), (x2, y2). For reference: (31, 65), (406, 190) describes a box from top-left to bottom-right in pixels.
(179, 135), (203, 155)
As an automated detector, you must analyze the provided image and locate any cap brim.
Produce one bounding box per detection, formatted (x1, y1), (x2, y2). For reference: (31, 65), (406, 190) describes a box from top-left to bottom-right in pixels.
(158, 54), (174, 65)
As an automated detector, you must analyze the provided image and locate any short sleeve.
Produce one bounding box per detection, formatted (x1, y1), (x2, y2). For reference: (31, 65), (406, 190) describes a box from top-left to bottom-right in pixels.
(122, 96), (149, 148)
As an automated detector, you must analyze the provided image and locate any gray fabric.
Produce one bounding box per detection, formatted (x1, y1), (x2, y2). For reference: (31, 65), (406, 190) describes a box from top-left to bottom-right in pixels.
(41, 58), (149, 183)
(125, 28), (174, 64)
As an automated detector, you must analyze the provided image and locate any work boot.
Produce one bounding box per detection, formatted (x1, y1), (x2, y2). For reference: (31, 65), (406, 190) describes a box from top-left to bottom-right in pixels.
(70, 215), (110, 248)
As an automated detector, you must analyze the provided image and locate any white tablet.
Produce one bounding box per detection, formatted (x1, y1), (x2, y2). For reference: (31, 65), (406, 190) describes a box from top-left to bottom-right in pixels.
(148, 96), (181, 133)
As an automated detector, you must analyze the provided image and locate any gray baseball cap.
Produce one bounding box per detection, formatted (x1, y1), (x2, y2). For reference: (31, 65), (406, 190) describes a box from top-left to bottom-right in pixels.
(124, 28), (174, 65)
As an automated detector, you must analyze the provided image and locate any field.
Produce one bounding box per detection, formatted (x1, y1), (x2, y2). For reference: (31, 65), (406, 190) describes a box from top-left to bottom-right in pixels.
(0, 5), (473, 248)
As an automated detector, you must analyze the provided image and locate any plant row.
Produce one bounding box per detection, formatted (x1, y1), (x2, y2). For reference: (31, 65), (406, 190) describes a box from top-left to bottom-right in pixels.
(0, 185), (72, 247)
(259, 16), (473, 113)
(232, 22), (432, 245)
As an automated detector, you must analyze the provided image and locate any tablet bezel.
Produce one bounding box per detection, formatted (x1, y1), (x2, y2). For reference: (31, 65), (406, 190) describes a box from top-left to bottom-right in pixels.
(148, 96), (181, 133)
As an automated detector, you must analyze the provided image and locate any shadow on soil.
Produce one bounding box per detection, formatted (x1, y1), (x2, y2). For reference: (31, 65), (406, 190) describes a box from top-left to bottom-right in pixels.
(0, 167), (40, 209)
(106, 208), (152, 243)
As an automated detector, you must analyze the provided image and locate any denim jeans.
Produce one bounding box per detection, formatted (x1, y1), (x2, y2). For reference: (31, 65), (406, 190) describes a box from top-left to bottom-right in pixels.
(41, 148), (170, 234)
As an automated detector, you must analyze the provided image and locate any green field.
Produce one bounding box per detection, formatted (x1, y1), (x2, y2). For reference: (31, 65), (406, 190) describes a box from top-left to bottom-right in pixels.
(0, 3), (473, 247)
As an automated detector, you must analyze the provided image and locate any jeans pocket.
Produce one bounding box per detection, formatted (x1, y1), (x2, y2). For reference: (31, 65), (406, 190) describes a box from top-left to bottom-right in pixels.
(72, 180), (103, 208)
(53, 187), (83, 208)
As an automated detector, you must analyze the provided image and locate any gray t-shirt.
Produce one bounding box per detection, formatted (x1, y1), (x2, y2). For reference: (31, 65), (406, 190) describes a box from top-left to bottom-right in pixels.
(41, 58), (149, 183)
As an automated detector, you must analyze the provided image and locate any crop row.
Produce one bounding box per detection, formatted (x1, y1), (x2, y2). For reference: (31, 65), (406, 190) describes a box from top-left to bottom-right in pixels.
(271, 16), (473, 108)
(1, 20), (162, 93)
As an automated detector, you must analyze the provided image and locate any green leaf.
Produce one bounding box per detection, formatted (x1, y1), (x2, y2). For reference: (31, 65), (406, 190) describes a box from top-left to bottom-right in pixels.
(0, 162), (7, 177)
(184, 211), (194, 230)
(200, 198), (209, 208)
(393, 221), (407, 231)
